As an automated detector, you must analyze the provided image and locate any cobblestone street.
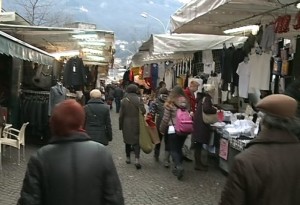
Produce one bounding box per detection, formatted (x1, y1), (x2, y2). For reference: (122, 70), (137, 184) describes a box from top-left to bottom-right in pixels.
(0, 110), (227, 205)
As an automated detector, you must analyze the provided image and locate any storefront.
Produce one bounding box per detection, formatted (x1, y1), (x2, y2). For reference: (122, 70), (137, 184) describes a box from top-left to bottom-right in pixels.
(168, 0), (300, 172)
(0, 31), (55, 130)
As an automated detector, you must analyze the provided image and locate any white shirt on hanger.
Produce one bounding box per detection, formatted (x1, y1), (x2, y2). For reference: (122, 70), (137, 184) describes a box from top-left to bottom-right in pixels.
(248, 51), (272, 92)
(236, 61), (251, 98)
(203, 61), (215, 74)
(164, 68), (174, 90)
(202, 50), (213, 63)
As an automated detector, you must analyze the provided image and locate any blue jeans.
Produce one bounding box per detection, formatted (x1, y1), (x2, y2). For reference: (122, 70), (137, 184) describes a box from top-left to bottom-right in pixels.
(169, 133), (187, 168)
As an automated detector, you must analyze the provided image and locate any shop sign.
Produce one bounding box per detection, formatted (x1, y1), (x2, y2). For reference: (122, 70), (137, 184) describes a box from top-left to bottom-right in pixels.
(219, 138), (229, 160)
(0, 12), (16, 22)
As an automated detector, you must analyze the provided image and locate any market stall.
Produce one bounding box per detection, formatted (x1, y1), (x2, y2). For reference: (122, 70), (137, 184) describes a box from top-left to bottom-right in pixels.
(129, 33), (248, 93)
(168, 0), (300, 173)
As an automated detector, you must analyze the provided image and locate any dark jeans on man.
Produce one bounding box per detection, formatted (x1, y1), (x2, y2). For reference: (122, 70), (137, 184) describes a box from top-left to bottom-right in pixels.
(115, 98), (121, 113)
(169, 133), (187, 168)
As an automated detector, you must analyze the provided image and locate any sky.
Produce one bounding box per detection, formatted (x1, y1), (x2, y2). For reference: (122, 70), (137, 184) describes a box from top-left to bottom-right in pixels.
(3, 0), (192, 62)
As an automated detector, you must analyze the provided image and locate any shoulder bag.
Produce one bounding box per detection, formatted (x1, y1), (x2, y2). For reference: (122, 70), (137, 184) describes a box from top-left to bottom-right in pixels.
(202, 97), (218, 124)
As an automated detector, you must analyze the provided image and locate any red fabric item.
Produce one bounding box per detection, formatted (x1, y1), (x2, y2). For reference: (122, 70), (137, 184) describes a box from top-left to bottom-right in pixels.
(50, 99), (85, 137)
(184, 88), (196, 112)
(129, 70), (134, 81)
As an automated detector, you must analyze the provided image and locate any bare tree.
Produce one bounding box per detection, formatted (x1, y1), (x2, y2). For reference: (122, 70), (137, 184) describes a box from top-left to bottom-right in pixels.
(10, 0), (73, 26)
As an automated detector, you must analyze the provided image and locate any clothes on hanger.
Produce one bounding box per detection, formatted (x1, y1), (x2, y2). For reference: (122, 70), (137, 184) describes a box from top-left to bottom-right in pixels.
(48, 83), (67, 116)
(63, 56), (86, 89)
(236, 60), (251, 98)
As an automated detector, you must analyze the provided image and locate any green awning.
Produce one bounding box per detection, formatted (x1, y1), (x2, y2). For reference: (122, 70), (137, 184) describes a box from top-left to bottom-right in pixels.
(0, 31), (54, 65)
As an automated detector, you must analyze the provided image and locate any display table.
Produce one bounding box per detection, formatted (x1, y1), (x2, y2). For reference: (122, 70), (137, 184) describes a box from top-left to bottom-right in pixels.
(212, 122), (254, 174)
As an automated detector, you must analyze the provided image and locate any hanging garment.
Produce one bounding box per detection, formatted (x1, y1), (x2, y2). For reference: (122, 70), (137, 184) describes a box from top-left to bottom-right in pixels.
(207, 76), (219, 104)
(222, 47), (235, 84)
(260, 24), (276, 51)
(158, 62), (166, 80)
(151, 63), (159, 90)
(293, 36), (300, 78)
(63, 57), (86, 88)
(236, 62), (251, 98)
(203, 62), (215, 74)
(164, 69), (173, 90)
(202, 50), (213, 64)
(48, 83), (67, 116)
(248, 51), (272, 92)
(232, 48), (246, 87)
(143, 64), (151, 78)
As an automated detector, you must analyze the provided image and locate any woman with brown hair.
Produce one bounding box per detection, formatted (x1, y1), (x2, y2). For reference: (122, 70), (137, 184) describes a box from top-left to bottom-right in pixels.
(159, 85), (190, 180)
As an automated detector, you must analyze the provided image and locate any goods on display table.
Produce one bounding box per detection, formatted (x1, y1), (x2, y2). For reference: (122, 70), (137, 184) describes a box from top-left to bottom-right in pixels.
(211, 111), (260, 173)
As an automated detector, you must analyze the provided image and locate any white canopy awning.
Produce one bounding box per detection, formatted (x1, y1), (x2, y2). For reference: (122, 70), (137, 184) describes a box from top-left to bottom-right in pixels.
(131, 33), (248, 66)
(153, 33), (247, 53)
(170, 0), (299, 34)
(0, 24), (114, 65)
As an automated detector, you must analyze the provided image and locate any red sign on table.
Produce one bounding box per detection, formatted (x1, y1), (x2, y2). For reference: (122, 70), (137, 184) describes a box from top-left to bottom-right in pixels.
(219, 138), (229, 160)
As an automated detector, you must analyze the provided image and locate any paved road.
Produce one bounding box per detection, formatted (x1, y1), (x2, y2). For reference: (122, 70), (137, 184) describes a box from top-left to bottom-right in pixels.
(0, 110), (227, 205)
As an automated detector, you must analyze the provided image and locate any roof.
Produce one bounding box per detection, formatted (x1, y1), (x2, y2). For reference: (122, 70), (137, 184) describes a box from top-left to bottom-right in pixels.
(131, 33), (248, 66)
(1, 10), (32, 25)
(0, 24), (115, 65)
(170, 0), (299, 35)
(0, 31), (54, 65)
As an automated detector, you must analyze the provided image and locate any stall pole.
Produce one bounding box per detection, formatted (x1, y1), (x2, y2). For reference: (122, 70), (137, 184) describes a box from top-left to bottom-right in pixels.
(10, 58), (23, 128)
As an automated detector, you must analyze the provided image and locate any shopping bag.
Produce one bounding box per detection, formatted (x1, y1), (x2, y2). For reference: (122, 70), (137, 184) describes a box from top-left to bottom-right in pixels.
(145, 118), (160, 145)
(139, 110), (154, 154)
(202, 97), (218, 124)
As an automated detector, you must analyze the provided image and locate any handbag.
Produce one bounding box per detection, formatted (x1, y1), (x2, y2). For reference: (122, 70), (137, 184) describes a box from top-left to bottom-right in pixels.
(139, 109), (154, 154)
(145, 118), (160, 145)
(202, 97), (218, 124)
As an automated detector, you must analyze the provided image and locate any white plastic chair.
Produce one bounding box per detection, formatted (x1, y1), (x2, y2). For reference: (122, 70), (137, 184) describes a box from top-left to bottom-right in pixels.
(1, 122), (29, 165)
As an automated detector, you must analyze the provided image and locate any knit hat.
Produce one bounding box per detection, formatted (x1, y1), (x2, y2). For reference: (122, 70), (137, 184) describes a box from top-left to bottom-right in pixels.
(256, 94), (297, 118)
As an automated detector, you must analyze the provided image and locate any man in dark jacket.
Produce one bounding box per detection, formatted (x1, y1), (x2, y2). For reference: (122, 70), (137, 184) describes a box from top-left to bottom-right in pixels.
(18, 99), (124, 205)
(84, 89), (112, 146)
(220, 94), (300, 205)
(114, 84), (124, 113)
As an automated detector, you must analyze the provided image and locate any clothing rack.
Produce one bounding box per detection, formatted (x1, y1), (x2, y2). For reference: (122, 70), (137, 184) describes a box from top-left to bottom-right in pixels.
(21, 89), (50, 96)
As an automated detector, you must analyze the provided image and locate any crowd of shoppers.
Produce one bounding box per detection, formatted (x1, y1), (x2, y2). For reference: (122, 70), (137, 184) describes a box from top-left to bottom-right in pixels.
(17, 79), (300, 204)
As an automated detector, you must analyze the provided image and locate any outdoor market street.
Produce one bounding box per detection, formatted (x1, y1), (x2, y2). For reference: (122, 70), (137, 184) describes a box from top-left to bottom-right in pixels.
(0, 110), (227, 205)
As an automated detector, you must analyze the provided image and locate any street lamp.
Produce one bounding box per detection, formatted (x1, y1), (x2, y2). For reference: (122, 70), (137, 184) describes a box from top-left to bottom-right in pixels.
(141, 12), (169, 34)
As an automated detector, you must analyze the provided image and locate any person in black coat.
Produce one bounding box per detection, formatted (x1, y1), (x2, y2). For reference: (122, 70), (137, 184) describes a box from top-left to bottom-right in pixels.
(84, 89), (112, 146)
(17, 99), (124, 205)
(192, 84), (217, 171)
(113, 84), (124, 113)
